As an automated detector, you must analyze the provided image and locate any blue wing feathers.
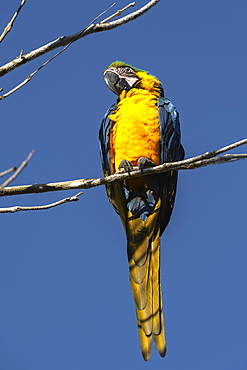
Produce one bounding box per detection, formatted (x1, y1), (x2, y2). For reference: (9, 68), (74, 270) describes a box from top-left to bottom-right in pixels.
(158, 97), (184, 233)
(158, 97), (183, 163)
(99, 103), (117, 175)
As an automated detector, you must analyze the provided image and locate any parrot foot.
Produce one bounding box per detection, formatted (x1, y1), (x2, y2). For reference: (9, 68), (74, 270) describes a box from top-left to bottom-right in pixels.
(137, 157), (156, 171)
(118, 159), (134, 174)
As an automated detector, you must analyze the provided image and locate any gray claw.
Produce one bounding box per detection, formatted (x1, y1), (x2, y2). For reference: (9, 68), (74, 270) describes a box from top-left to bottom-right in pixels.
(137, 157), (156, 171)
(118, 159), (134, 174)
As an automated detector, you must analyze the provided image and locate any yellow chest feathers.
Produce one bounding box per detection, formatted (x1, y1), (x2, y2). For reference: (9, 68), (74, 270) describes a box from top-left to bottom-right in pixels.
(109, 88), (160, 171)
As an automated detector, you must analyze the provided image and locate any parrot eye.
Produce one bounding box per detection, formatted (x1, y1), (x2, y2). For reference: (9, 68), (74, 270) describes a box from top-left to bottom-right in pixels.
(117, 66), (136, 77)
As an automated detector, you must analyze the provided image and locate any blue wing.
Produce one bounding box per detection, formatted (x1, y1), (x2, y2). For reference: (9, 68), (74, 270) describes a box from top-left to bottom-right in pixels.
(158, 97), (184, 233)
(159, 97), (184, 163)
(99, 102), (128, 221)
(99, 103), (117, 176)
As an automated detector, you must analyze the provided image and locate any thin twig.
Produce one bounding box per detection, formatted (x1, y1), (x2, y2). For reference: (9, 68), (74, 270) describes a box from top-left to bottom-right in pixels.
(0, 0), (27, 43)
(100, 2), (135, 24)
(0, 192), (83, 213)
(89, 2), (117, 24)
(0, 167), (17, 178)
(185, 138), (247, 163)
(0, 150), (34, 190)
(0, 0), (160, 79)
(0, 139), (246, 198)
(0, 2), (125, 100)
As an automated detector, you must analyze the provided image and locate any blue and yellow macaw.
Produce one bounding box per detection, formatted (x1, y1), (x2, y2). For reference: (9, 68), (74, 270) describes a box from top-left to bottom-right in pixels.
(99, 61), (184, 361)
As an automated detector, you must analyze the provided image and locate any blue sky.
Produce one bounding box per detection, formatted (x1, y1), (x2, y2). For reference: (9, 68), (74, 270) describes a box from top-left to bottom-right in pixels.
(0, 0), (246, 369)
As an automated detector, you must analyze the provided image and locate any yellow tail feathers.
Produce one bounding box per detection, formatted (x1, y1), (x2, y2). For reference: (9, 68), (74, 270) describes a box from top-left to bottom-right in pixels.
(128, 227), (166, 361)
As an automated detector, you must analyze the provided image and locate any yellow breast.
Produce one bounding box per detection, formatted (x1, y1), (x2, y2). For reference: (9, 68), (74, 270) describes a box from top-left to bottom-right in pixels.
(109, 88), (160, 172)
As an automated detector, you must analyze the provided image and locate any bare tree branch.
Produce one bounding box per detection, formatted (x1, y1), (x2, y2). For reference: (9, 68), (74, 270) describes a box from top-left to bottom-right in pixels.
(0, 0), (27, 43)
(188, 138), (247, 161)
(0, 138), (246, 198)
(0, 167), (17, 178)
(0, 192), (83, 213)
(0, 2), (118, 100)
(0, 150), (34, 190)
(100, 2), (135, 23)
(0, 0), (160, 79)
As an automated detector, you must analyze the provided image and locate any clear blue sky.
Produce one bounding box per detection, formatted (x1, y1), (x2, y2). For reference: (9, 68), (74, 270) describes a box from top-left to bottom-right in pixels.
(0, 1), (246, 369)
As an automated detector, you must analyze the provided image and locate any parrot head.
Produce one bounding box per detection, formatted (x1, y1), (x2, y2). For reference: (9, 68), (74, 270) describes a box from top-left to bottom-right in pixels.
(104, 61), (163, 96)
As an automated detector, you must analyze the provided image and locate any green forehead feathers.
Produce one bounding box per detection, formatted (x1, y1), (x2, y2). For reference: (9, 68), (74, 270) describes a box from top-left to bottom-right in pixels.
(107, 61), (144, 73)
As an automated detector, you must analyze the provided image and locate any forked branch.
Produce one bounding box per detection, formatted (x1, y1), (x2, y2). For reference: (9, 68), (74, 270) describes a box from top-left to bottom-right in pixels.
(0, 0), (160, 79)
(0, 150), (34, 190)
(0, 167), (17, 178)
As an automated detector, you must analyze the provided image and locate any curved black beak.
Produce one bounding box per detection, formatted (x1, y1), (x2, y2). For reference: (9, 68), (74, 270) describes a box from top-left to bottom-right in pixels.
(104, 68), (139, 96)
(104, 70), (120, 95)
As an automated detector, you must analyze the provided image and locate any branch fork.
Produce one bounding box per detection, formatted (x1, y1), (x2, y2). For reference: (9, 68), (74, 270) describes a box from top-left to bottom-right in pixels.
(0, 1), (160, 99)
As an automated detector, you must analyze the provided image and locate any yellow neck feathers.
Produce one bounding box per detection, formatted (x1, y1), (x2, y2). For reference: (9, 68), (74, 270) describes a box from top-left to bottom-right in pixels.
(109, 72), (161, 171)
(135, 71), (161, 96)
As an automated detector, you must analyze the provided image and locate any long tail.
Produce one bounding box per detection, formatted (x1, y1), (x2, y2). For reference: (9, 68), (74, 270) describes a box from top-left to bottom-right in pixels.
(127, 206), (166, 360)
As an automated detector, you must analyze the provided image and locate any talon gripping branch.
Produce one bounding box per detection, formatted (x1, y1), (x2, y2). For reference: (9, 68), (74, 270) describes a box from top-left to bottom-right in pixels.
(99, 61), (184, 361)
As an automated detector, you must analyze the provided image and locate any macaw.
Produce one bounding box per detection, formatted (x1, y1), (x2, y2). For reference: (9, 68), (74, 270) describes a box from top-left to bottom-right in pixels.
(99, 61), (184, 361)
